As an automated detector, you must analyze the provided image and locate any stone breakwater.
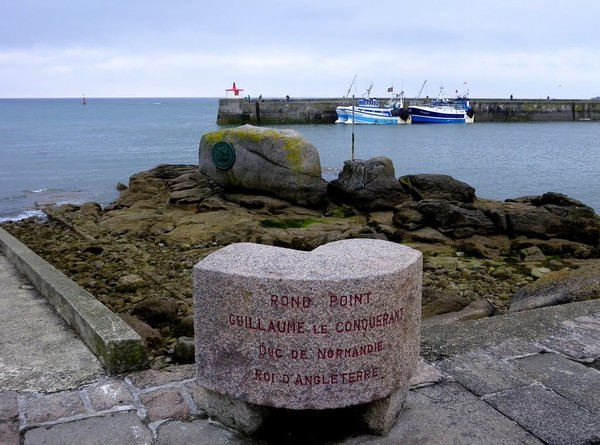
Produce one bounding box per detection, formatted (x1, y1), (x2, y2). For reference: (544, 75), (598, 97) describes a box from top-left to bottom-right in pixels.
(2, 163), (599, 369)
(217, 98), (600, 124)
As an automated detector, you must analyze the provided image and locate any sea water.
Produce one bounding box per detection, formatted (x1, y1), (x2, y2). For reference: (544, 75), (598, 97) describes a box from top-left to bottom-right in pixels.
(1, 97), (599, 222)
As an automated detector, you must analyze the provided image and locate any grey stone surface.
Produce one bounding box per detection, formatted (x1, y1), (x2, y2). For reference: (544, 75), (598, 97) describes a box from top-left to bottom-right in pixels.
(486, 338), (544, 360)
(202, 388), (270, 435)
(0, 227), (146, 373)
(539, 315), (600, 364)
(157, 419), (249, 445)
(484, 384), (600, 445)
(357, 387), (407, 436)
(421, 297), (600, 362)
(0, 390), (20, 445)
(23, 412), (154, 445)
(514, 352), (600, 415)
(0, 252), (103, 393)
(198, 124), (328, 207)
(342, 382), (542, 445)
(194, 239), (422, 411)
(437, 351), (534, 396)
(0, 419), (20, 445)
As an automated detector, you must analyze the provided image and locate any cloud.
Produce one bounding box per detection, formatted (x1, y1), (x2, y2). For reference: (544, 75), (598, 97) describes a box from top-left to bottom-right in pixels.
(2, 1), (600, 98)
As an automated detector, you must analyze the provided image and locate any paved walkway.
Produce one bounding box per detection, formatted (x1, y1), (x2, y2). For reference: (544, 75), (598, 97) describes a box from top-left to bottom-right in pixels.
(2, 236), (600, 444)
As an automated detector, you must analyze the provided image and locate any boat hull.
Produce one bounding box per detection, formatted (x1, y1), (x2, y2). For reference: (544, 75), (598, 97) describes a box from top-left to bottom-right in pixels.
(410, 112), (466, 124)
(335, 106), (410, 125)
(408, 105), (474, 124)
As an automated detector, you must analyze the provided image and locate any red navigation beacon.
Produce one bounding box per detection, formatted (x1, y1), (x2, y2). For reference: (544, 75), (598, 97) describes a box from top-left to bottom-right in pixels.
(225, 82), (244, 97)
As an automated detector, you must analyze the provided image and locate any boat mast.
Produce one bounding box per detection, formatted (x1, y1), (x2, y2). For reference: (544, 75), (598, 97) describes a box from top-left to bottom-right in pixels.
(343, 75), (357, 103)
(416, 80), (427, 99)
(351, 94), (355, 160)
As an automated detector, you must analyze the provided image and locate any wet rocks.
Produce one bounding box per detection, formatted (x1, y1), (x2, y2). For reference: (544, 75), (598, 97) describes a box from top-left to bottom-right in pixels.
(499, 193), (599, 244)
(394, 195), (600, 254)
(115, 274), (146, 293)
(393, 200), (496, 239)
(399, 174), (476, 203)
(519, 246), (546, 262)
(131, 296), (179, 327)
(327, 157), (410, 211)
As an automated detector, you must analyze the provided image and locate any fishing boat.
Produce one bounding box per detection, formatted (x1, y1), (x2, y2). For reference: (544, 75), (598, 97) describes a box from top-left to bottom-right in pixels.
(335, 85), (411, 125)
(408, 85), (474, 124)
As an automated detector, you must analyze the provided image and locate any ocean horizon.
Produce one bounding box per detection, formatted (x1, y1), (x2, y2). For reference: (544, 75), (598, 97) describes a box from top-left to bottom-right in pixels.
(1, 97), (599, 222)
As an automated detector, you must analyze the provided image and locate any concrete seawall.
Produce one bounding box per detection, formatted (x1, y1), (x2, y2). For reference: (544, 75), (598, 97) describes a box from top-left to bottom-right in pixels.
(217, 98), (600, 125)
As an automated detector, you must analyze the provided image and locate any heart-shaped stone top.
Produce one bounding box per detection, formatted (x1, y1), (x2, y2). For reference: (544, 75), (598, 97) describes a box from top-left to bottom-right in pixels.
(194, 238), (422, 410)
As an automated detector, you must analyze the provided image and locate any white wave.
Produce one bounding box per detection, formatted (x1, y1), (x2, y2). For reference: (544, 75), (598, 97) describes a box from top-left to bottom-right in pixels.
(0, 210), (47, 223)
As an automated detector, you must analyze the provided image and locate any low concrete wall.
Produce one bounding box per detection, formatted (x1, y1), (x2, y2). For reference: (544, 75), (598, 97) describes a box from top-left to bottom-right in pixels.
(472, 99), (600, 122)
(217, 98), (341, 125)
(0, 227), (147, 373)
(217, 98), (600, 125)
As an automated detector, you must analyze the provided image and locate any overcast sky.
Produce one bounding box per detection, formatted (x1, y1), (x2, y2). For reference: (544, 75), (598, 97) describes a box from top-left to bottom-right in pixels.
(1, 1), (599, 99)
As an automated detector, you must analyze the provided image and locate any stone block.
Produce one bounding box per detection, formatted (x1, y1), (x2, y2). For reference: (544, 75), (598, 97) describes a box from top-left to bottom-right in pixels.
(0, 391), (19, 420)
(437, 351), (535, 396)
(23, 412), (153, 445)
(388, 382), (543, 444)
(515, 352), (600, 415)
(484, 384), (600, 444)
(21, 391), (85, 425)
(193, 238), (422, 435)
(139, 387), (190, 423)
(0, 420), (20, 445)
(126, 365), (195, 389)
(84, 379), (133, 411)
(156, 418), (247, 445)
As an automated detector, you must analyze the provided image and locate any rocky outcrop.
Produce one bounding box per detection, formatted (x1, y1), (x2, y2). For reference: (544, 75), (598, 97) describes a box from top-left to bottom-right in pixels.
(394, 193), (600, 253)
(198, 125), (327, 208)
(509, 263), (600, 312)
(327, 157), (410, 211)
(399, 174), (475, 203)
(502, 193), (599, 244)
(393, 200), (496, 239)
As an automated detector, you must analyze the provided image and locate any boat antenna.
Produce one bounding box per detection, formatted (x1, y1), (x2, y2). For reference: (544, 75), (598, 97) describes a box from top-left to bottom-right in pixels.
(351, 94), (355, 160)
(343, 75), (357, 103)
(417, 80), (427, 99)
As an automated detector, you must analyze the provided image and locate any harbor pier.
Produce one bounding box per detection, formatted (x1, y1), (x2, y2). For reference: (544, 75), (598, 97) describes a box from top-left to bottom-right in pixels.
(217, 97), (600, 125)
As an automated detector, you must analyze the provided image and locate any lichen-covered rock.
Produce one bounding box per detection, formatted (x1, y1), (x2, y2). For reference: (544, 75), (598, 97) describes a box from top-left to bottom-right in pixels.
(399, 174), (476, 203)
(327, 157), (410, 211)
(509, 263), (600, 312)
(199, 125), (327, 207)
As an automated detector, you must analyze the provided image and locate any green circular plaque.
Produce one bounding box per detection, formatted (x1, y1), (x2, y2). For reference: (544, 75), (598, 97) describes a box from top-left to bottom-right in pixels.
(211, 141), (236, 170)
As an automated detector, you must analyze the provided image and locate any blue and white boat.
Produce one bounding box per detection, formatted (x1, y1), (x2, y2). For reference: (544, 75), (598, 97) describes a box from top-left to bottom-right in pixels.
(408, 86), (474, 124)
(335, 85), (411, 125)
